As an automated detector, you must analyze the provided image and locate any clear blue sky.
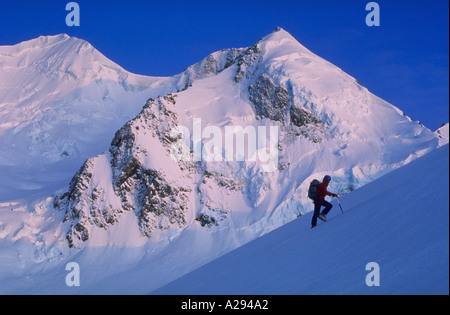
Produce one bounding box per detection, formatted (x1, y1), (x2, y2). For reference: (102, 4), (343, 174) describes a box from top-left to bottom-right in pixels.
(0, 0), (448, 130)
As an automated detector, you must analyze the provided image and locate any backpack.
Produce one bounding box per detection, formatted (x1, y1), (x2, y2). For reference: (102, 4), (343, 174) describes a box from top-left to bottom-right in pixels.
(308, 179), (320, 200)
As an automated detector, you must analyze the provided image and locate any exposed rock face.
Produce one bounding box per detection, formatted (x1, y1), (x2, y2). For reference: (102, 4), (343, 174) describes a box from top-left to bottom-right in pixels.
(248, 73), (322, 132)
(113, 156), (189, 238)
(55, 94), (191, 247)
(235, 44), (263, 83)
(248, 73), (290, 122)
(180, 48), (245, 90)
(54, 155), (122, 247)
(290, 105), (322, 128)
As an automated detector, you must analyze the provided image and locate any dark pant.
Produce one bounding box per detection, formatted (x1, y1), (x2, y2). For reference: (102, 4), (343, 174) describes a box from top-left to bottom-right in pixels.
(311, 198), (333, 227)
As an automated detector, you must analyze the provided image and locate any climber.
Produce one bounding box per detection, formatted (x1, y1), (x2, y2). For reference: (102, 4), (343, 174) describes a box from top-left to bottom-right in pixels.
(311, 175), (339, 228)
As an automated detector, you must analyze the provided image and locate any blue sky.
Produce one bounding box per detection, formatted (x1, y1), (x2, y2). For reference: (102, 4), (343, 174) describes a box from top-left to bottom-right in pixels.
(0, 0), (448, 130)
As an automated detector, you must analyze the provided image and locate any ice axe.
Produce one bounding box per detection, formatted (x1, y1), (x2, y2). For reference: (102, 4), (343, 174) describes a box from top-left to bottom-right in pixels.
(336, 197), (344, 214)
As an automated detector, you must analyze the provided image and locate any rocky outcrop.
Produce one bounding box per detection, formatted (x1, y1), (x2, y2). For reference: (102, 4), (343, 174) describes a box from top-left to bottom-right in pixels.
(234, 43), (263, 83)
(113, 156), (189, 238)
(179, 49), (245, 90)
(54, 155), (123, 247)
(290, 105), (322, 128)
(55, 94), (191, 247)
(248, 73), (322, 133)
(248, 73), (290, 122)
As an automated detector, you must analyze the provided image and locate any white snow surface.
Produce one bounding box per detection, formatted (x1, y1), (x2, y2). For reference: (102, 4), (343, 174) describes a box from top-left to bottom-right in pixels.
(154, 145), (449, 295)
(0, 28), (447, 294)
(436, 123), (449, 147)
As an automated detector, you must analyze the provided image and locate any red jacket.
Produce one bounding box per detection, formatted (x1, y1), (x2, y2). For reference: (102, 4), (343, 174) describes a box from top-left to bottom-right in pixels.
(317, 182), (334, 200)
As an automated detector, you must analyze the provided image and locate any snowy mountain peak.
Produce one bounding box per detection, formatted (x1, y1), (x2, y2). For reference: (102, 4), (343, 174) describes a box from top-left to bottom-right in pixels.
(2, 33), (94, 64)
(265, 26), (300, 44)
(262, 27), (304, 45)
(257, 27), (324, 65)
(0, 33), (144, 85)
(1, 34), (71, 53)
(30, 33), (73, 47)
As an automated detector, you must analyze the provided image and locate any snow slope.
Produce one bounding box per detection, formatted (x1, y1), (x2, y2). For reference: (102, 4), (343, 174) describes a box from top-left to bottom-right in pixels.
(154, 144), (449, 295)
